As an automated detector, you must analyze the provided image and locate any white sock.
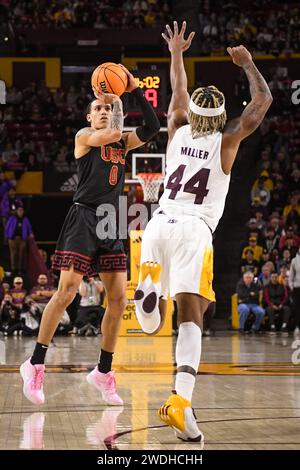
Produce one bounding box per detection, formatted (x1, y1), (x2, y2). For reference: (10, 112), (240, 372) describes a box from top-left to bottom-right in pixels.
(175, 372), (195, 402)
(175, 322), (202, 402)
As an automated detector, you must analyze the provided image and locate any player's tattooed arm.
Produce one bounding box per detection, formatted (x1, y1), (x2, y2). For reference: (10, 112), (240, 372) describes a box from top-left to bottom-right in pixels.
(222, 47), (272, 174)
(75, 125), (122, 151)
(75, 127), (94, 138)
(243, 61), (272, 98)
(225, 46), (272, 139)
(111, 98), (124, 133)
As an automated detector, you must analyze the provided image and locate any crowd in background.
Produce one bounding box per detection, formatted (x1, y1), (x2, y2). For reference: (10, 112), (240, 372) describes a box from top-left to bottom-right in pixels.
(3, 0), (299, 55)
(0, 270), (105, 337)
(197, 0), (300, 55)
(0, 80), (167, 177)
(237, 65), (300, 334)
(6, 0), (171, 30)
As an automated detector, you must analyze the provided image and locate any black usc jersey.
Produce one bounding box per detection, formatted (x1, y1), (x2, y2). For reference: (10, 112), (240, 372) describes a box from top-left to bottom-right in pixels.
(73, 139), (126, 209)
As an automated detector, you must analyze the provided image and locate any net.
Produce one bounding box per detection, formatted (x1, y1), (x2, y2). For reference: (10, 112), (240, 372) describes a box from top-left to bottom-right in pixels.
(136, 173), (164, 203)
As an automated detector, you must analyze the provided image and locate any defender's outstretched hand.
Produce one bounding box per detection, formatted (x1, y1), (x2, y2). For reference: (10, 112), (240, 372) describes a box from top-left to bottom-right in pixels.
(162, 21), (195, 53)
(227, 46), (252, 68)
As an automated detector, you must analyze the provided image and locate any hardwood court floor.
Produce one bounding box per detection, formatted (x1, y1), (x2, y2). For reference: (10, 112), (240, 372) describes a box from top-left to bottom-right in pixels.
(1, 332), (300, 450)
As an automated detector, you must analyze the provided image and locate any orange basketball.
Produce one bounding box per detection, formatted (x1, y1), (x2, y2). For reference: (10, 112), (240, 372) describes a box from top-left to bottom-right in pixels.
(91, 62), (128, 96)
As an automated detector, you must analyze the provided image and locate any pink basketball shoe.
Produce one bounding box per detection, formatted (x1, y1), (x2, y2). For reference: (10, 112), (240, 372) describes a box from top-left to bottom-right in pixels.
(20, 358), (45, 405)
(86, 368), (123, 406)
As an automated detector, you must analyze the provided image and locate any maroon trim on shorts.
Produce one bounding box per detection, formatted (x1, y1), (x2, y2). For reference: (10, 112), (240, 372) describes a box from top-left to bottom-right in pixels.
(52, 250), (127, 276)
(98, 253), (127, 273)
(52, 250), (93, 276)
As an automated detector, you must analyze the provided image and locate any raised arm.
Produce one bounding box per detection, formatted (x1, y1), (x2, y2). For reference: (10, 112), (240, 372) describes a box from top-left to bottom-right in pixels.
(162, 21), (195, 142)
(75, 93), (123, 155)
(118, 65), (160, 153)
(221, 46), (273, 173)
(225, 46), (272, 140)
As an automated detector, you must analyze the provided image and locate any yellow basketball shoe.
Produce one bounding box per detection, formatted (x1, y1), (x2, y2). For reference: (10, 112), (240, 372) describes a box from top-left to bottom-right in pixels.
(158, 392), (203, 442)
(139, 261), (161, 284)
(134, 262), (162, 334)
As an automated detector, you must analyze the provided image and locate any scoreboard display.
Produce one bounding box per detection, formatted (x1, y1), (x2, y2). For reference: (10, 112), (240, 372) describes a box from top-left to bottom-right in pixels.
(124, 69), (167, 114)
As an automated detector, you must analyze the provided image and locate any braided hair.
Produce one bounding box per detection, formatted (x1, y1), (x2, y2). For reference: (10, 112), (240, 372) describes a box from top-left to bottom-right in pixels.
(188, 85), (227, 138)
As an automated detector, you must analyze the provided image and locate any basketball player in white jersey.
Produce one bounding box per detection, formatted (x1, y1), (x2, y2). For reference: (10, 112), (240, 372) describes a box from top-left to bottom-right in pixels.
(134, 21), (273, 441)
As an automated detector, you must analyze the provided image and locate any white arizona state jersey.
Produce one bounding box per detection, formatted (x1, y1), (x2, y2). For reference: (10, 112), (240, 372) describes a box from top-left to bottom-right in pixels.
(157, 125), (231, 232)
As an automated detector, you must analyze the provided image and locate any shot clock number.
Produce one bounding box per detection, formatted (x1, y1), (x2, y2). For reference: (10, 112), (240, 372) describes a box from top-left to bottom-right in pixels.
(134, 75), (160, 108)
(134, 75), (160, 89)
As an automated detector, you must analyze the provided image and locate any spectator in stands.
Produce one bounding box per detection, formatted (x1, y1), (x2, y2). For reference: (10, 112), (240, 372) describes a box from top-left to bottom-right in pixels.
(258, 263), (272, 287)
(0, 170), (13, 203)
(251, 197), (268, 219)
(0, 293), (38, 336)
(5, 152), (25, 177)
(251, 175), (271, 207)
(74, 276), (105, 336)
(266, 260), (276, 273)
(260, 249), (270, 269)
(53, 149), (70, 173)
(278, 265), (290, 285)
(10, 276), (26, 311)
(284, 237), (299, 259)
(237, 272), (265, 333)
(240, 249), (259, 276)
(242, 236), (263, 263)
(289, 246), (300, 334)
(1, 142), (15, 162)
(277, 250), (292, 271)
(279, 226), (300, 252)
(270, 160), (281, 180)
(0, 187), (23, 236)
(245, 218), (264, 245)
(0, 293), (19, 335)
(5, 206), (33, 273)
(269, 215), (283, 238)
(254, 210), (267, 232)
(2, 283), (10, 296)
(25, 152), (40, 171)
(264, 272), (290, 333)
(283, 194), (300, 226)
(263, 227), (280, 253)
(269, 178), (287, 213)
(269, 248), (280, 266)
(282, 273), (291, 289)
(29, 274), (55, 317)
(254, 170), (274, 191)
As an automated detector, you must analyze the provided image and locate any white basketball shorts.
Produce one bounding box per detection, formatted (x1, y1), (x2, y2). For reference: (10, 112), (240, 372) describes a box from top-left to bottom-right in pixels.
(140, 212), (215, 301)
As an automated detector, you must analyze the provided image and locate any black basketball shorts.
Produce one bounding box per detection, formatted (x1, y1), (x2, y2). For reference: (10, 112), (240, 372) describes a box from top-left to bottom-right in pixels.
(52, 203), (127, 276)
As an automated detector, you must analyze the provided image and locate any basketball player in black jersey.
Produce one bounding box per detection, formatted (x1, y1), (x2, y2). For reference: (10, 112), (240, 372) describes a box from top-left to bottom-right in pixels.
(20, 65), (160, 405)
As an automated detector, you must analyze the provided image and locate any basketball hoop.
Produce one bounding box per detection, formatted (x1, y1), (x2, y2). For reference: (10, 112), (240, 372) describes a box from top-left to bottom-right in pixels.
(137, 173), (164, 203)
